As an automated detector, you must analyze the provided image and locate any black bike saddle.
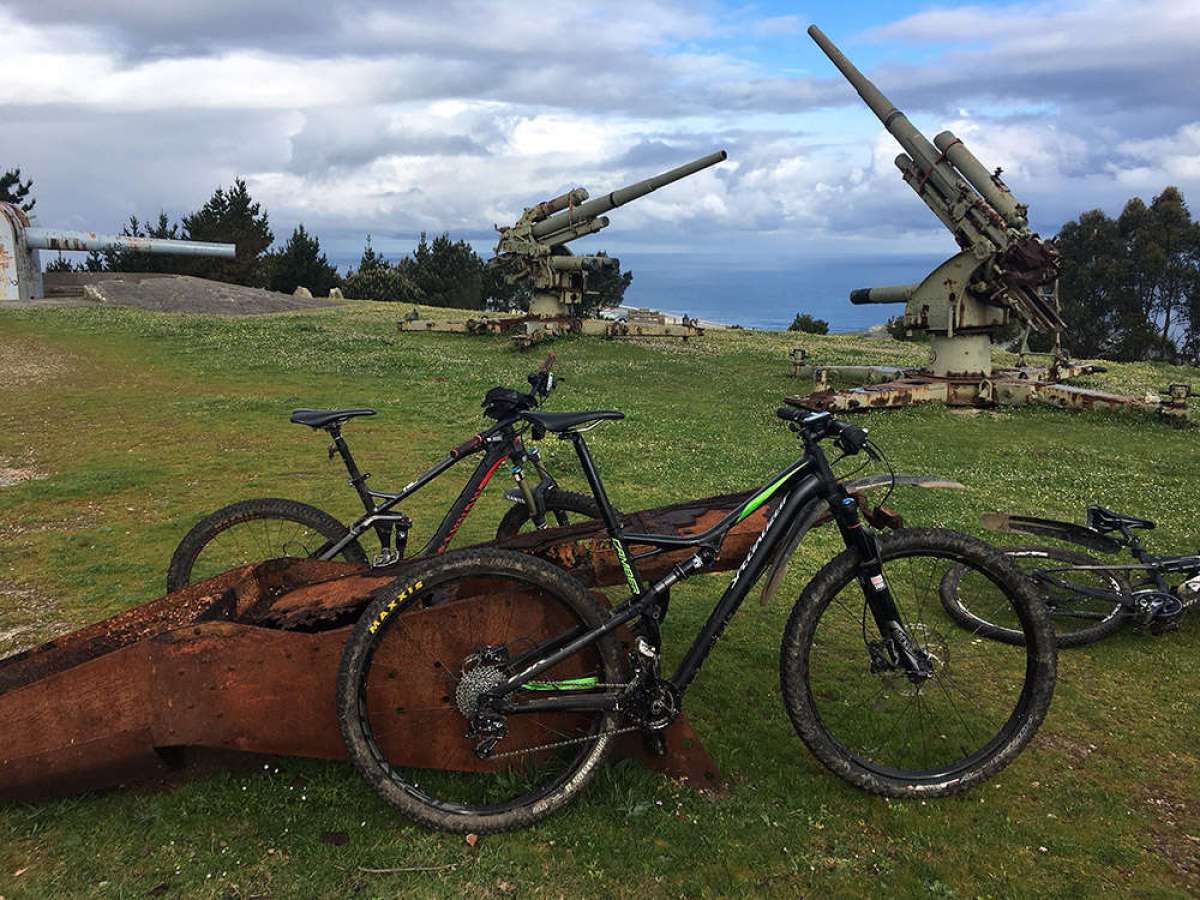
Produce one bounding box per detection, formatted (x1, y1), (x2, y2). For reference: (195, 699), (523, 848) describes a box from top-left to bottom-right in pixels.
(290, 408), (377, 429)
(522, 410), (624, 433)
(1086, 504), (1156, 533)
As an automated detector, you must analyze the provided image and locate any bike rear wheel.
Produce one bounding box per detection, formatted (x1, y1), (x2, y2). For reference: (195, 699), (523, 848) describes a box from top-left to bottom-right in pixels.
(494, 489), (602, 539)
(166, 498), (368, 592)
(336, 548), (624, 834)
(780, 528), (1056, 797)
(939, 545), (1128, 647)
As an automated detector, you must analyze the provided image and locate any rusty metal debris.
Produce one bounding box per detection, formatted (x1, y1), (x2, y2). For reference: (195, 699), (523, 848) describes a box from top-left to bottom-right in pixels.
(789, 360), (1191, 418)
(0, 493), (768, 801)
(0, 475), (955, 802)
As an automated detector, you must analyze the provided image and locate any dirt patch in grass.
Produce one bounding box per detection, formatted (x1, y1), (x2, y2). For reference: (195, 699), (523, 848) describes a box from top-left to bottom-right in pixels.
(0, 338), (72, 390)
(1032, 730), (1099, 768)
(0, 466), (48, 488)
(0, 582), (69, 660)
(1140, 780), (1200, 892)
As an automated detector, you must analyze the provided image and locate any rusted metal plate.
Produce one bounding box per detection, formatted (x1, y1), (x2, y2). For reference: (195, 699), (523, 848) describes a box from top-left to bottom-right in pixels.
(0, 599), (719, 800)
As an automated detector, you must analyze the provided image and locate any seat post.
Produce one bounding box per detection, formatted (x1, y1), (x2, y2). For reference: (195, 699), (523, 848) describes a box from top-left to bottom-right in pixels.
(328, 425), (374, 511)
(567, 432), (622, 534)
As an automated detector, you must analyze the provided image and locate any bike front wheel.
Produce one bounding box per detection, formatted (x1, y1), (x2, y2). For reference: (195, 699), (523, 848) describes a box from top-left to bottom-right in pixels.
(780, 528), (1056, 798)
(336, 548), (624, 834)
(166, 498), (368, 592)
(939, 545), (1128, 647)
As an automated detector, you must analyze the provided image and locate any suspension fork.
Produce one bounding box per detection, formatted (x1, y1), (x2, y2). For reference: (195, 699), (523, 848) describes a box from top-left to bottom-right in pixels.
(506, 437), (545, 526)
(816, 446), (929, 675)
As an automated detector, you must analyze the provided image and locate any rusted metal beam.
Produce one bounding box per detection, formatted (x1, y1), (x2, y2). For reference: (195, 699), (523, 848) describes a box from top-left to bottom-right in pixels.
(789, 367), (1191, 419)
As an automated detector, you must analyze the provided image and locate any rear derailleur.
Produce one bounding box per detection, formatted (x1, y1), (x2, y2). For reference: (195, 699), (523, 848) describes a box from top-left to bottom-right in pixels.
(1133, 591), (1184, 634)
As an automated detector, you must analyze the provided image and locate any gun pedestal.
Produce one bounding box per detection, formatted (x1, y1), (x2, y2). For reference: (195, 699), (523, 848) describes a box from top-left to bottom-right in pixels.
(786, 26), (1188, 421)
(399, 151), (726, 349)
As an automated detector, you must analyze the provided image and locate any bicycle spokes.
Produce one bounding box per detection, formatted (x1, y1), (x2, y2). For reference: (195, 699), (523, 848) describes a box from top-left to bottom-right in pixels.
(810, 552), (1036, 775)
(356, 571), (617, 811)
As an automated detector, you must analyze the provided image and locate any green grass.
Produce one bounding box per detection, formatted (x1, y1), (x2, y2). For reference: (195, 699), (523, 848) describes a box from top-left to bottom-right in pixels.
(0, 302), (1197, 898)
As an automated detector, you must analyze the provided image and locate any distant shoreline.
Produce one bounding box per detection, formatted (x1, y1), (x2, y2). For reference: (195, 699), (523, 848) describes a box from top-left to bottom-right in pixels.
(610, 304), (884, 335)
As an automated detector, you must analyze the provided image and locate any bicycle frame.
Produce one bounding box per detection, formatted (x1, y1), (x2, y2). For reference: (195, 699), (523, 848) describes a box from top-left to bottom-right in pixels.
(485, 424), (918, 716)
(318, 417), (553, 562)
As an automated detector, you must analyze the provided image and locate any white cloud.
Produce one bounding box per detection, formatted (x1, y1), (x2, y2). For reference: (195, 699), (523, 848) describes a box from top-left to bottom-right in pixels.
(2, 0), (1200, 274)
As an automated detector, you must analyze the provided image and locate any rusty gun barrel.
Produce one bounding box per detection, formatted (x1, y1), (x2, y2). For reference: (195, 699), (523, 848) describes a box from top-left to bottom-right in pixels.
(850, 283), (917, 305)
(528, 188), (590, 222)
(531, 151), (727, 239)
(933, 131), (1027, 228)
(25, 228), (236, 258)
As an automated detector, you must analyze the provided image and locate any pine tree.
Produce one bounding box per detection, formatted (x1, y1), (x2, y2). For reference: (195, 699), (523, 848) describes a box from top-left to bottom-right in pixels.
(266, 224), (341, 296)
(181, 179), (273, 286)
(0, 168), (35, 212)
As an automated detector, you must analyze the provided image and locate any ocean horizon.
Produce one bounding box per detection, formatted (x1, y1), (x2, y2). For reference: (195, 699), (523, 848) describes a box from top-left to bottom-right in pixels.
(616, 253), (946, 332)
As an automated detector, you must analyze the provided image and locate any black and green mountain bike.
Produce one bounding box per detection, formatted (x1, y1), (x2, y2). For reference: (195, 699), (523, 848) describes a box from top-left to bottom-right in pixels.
(336, 406), (1058, 834)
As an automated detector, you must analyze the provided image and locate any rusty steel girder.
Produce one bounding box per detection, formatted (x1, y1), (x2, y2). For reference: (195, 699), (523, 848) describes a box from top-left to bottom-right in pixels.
(0, 477), (957, 802)
(790, 366), (1191, 419)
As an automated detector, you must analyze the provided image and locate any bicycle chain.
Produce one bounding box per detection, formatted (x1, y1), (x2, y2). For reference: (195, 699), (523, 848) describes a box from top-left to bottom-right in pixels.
(486, 722), (642, 760)
(484, 681), (641, 761)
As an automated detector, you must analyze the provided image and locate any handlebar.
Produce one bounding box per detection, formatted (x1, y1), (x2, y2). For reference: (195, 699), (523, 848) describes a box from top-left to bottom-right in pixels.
(776, 407), (870, 456)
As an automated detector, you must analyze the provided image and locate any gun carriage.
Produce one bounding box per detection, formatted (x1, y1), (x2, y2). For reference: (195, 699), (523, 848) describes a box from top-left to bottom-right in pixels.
(788, 26), (1189, 420)
(400, 151), (727, 348)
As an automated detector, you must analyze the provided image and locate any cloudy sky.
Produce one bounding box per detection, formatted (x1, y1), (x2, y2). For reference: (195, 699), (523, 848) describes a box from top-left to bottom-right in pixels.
(2, 0), (1198, 324)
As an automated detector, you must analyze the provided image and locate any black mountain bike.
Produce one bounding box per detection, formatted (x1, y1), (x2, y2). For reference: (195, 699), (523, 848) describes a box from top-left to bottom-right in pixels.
(166, 356), (599, 592)
(940, 505), (1200, 647)
(336, 406), (1057, 834)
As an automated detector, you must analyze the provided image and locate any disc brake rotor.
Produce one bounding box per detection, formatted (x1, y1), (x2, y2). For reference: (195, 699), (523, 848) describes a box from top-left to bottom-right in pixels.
(879, 623), (948, 697)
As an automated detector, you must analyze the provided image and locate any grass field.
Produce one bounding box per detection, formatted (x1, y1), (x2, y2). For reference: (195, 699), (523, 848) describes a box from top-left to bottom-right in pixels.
(1, 302), (1197, 898)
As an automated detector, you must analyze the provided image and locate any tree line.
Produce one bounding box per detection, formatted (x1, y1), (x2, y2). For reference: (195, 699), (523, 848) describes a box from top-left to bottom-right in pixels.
(2, 167), (630, 316)
(8, 164), (1195, 358)
(1057, 186), (1199, 365)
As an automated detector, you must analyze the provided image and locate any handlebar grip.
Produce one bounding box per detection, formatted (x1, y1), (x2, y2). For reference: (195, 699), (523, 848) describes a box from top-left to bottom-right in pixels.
(449, 434), (484, 459)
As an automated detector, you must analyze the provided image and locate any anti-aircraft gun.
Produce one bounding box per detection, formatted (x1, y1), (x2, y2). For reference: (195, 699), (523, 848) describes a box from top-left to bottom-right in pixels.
(788, 26), (1187, 418)
(401, 151), (727, 348)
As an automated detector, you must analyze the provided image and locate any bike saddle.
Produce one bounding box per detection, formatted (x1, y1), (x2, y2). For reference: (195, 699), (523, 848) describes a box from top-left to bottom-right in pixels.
(521, 410), (625, 433)
(1086, 504), (1155, 534)
(290, 408), (377, 429)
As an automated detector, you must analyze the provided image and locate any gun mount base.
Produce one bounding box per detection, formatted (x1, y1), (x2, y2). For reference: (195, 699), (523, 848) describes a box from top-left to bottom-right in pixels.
(398, 313), (703, 349)
(787, 362), (1190, 420)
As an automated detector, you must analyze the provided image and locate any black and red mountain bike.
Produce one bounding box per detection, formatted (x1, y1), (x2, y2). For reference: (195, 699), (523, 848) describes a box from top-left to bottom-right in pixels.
(166, 354), (599, 591)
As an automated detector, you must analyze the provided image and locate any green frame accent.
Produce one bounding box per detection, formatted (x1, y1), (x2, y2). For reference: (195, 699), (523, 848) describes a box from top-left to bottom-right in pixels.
(521, 676), (601, 692)
(735, 462), (805, 523)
